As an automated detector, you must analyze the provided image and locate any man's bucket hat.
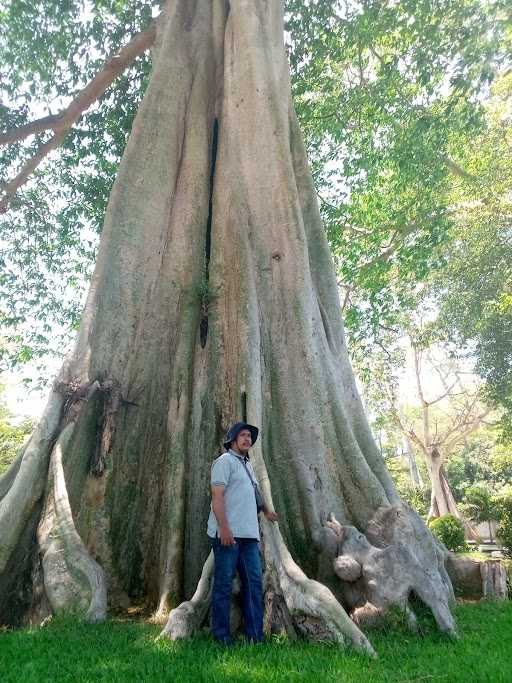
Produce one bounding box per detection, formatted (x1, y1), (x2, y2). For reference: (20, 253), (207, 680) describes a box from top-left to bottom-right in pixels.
(224, 422), (259, 450)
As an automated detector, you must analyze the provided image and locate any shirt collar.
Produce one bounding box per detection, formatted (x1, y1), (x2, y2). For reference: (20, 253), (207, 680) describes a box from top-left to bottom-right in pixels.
(229, 448), (249, 463)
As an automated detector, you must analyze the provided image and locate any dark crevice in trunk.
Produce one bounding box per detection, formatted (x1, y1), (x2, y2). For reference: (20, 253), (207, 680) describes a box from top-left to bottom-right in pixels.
(0, 500), (43, 626)
(318, 297), (335, 354)
(200, 117), (219, 349)
(241, 390), (247, 422)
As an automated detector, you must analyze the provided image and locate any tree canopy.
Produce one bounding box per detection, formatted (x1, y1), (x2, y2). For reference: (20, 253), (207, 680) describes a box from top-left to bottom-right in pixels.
(433, 72), (512, 440)
(1, 0), (510, 383)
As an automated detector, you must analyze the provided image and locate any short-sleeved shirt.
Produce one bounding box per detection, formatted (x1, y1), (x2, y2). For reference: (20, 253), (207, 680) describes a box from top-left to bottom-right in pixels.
(207, 450), (260, 540)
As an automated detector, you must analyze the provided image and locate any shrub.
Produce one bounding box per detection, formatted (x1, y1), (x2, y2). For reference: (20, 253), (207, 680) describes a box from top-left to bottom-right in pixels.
(429, 514), (466, 551)
(495, 490), (512, 558)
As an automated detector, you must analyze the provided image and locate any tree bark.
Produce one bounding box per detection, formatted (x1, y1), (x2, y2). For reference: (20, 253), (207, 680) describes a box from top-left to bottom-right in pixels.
(403, 435), (424, 489)
(0, 0), (455, 650)
(426, 452), (479, 541)
(427, 455), (460, 519)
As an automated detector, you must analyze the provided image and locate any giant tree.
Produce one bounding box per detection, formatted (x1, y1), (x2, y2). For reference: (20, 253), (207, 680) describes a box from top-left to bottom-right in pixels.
(0, 0), (456, 653)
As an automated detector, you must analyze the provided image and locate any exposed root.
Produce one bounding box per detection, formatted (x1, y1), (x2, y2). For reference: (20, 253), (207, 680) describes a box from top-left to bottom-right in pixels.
(38, 424), (107, 623)
(325, 506), (457, 637)
(0, 392), (64, 573)
(162, 535), (375, 653)
(160, 524), (375, 655)
(0, 375), (123, 624)
(263, 524), (376, 655)
(160, 552), (214, 639)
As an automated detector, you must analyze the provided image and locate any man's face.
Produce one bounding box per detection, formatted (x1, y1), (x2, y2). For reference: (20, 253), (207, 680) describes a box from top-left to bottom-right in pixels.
(233, 429), (252, 453)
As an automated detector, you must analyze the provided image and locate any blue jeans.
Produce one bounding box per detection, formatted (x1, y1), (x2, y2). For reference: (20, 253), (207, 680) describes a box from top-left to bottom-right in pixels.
(211, 537), (263, 643)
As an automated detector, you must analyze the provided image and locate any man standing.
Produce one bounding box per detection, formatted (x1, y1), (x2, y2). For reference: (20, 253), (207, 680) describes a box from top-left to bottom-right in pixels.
(207, 421), (278, 644)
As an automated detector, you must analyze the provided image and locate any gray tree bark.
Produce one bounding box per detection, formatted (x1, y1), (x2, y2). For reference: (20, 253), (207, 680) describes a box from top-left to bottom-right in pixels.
(402, 435), (424, 489)
(0, 0), (455, 652)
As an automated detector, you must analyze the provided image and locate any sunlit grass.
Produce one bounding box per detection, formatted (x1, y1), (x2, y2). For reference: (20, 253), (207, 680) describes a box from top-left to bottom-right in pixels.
(1, 602), (511, 682)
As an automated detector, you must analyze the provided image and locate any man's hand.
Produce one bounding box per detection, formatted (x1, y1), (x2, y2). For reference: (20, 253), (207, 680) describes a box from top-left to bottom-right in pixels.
(211, 485), (235, 545)
(219, 525), (236, 546)
(264, 509), (279, 523)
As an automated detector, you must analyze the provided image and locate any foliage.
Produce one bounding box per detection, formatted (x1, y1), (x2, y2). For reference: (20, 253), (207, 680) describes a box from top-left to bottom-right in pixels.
(446, 433), (498, 501)
(286, 0), (510, 365)
(383, 455), (430, 518)
(495, 488), (512, 558)
(400, 484), (431, 520)
(459, 484), (500, 540)
(0, 385), (33, 474)
(445, 426), (512, 501)
(428, 514), (466, 551)
(1, 603), (512, 682)
(0, 0), (509, 379)
(0, 0), (157, 379)
(432, 72), (512, 440)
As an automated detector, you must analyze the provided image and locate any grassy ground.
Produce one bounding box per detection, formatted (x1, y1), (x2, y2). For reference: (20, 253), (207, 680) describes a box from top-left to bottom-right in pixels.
(1, 602), (511, 683)
(456, 551), (496, 561)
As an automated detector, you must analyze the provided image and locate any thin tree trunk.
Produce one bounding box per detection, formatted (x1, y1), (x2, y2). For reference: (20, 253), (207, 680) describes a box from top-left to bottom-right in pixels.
(403, 436), (424, 489)
(428, 458), (460, 519)
(427, 457), (479, 541)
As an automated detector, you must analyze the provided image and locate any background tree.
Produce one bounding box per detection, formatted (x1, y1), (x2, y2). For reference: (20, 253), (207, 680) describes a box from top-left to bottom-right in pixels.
(407, 340), (491, 521)
(433, 71), (512, 441)
(287, 0), (510, 367)
(353, 70), (511, 526)
(445, 429), (512, 499)
(365, 330), (492, 522)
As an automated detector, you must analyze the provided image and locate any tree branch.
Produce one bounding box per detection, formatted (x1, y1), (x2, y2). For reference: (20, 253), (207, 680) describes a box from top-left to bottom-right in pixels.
(442, 409), (491, 454)
(340, 285), (352, 312)
(0, 129), (67, 212)
(443, 156), (478, 183)
(0, 20), (157, 212)
(0, 113), (66, 146)
(425, 381), (460, 407)
(357, 223), (417, 272)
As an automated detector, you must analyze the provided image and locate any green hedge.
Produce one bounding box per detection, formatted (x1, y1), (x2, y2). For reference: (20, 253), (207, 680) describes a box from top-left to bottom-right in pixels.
(429, 514), (466, 551)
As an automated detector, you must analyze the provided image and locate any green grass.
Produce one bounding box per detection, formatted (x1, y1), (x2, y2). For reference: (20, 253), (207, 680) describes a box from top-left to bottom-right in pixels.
(456, 551), (497, 562)
(1, 602), (511, 682)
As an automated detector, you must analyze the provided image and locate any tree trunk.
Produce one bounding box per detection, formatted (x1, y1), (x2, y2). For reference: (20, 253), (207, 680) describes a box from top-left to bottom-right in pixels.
(403, 436), (424, 489)
(0, 0), (455, 651)
(426, 453), (478, 541)
(427, 458), (460, 519)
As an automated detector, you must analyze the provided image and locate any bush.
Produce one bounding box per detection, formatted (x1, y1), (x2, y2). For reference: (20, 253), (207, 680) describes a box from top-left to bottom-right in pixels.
(495, 490), (512, 558)
(429, 514), (466, 551)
